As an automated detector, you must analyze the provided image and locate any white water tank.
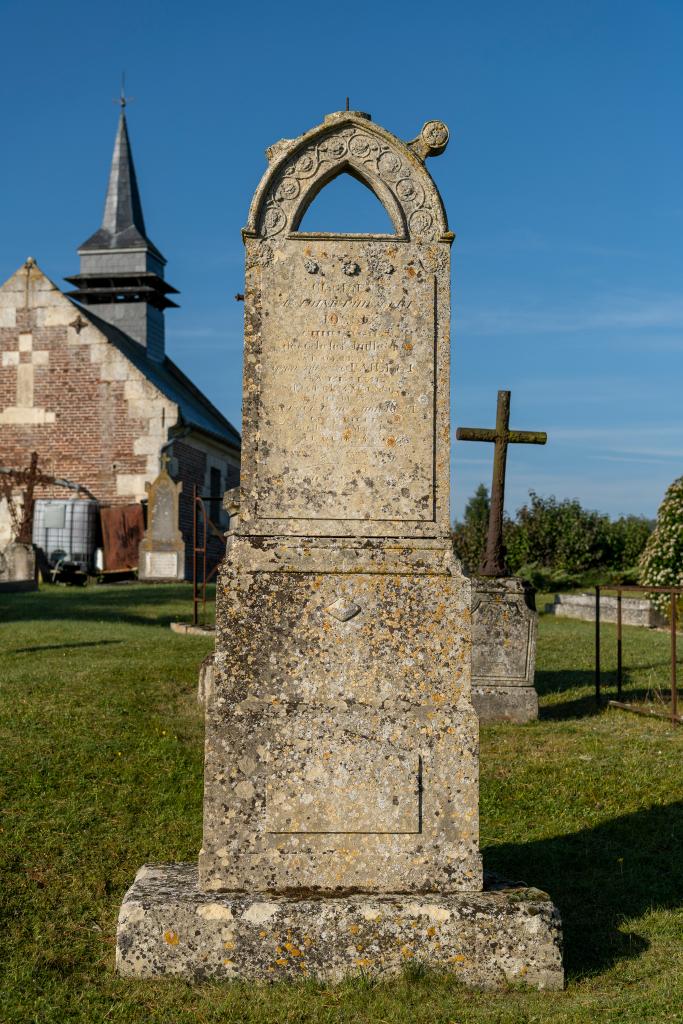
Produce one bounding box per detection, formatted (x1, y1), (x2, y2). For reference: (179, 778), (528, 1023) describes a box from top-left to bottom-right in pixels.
(32, 499), (98, 571)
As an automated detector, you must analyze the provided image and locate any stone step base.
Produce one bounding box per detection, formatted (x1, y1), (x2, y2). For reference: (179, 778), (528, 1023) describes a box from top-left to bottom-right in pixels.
(472, 685), (539, 724)
(117, 863), (564, 990)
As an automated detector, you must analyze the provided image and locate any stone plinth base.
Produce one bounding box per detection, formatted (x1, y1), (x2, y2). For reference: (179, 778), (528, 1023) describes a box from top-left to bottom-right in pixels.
(169, 622), (216, 637)
(472, 685), (539, 724)
(116, 864), (564, 990)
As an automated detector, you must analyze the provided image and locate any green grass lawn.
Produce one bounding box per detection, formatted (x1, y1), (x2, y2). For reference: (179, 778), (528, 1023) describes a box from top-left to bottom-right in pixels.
(1, 584), (681, 1023)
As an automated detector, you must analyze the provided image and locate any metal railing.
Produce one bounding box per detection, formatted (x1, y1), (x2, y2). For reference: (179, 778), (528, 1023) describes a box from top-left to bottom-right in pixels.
(595, 584), (682, 726)
(192, 485), (226, 627)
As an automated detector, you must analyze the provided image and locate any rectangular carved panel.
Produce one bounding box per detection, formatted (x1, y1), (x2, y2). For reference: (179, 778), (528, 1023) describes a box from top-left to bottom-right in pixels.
(255, 241), (436, 523)
(266, 739), (421, 834)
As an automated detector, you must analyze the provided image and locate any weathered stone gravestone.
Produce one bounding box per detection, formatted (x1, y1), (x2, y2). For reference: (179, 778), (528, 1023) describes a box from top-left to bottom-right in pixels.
(0, 541), (37, 592)
(138, 457), (184, 581)
(117, 110), (563, 988)
(457, 391), (546, 723)
(471, 577), (538, 723)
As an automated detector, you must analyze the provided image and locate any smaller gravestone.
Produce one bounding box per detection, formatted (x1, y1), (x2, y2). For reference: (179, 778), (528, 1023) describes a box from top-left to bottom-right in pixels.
(471, 577), (538, 723)
(138, 458), (184, 581)
(456, 390), (546, 724)
(0, 542), (37, 592)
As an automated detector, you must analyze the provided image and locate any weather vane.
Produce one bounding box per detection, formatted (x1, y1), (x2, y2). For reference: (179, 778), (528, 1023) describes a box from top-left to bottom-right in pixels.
(115, 72), (134, 110)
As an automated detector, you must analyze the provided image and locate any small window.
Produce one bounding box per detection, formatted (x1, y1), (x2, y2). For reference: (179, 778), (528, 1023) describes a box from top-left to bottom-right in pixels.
(209, 467), (222, 524)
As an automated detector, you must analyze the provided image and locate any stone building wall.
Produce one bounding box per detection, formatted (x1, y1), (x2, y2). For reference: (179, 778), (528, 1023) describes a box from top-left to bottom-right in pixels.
(0, 262), (239, 578)
(175, 437), (239, 580)
(0, 263), (175, 505)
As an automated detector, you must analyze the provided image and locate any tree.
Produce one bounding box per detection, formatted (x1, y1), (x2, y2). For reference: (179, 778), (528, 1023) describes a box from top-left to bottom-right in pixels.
(505, 491), (612, 575)
(639, 476), (683, 609)
(452, 483), (490, 574)
(453, 485), (653, 586)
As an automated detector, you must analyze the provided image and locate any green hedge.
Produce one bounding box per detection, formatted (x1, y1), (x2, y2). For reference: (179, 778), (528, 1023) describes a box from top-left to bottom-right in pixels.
(452, 487), (653, 587)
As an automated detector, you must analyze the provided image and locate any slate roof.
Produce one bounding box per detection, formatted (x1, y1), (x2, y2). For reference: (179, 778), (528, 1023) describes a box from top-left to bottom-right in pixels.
(73, 301), (241, 450)
(78, 111), (164, 261)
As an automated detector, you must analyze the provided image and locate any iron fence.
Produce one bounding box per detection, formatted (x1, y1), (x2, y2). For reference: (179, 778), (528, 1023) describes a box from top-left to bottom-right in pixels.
(595, 584), (682, 726)
(192, 485), (226, 627)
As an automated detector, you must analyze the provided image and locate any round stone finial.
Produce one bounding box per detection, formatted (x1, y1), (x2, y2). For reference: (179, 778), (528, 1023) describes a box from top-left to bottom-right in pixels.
(421, 120), (449, 155)
(25, 256), (36, 268)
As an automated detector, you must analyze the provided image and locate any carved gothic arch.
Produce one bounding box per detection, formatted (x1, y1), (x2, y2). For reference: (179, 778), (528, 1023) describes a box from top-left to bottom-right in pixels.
(244, 112), (451, 243)
(292, 160), (405, 235)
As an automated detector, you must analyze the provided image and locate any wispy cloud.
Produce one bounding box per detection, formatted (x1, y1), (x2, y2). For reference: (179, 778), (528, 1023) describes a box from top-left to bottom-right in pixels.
(460, 230), (639, 261)
(587, 453), (683, 465)
(550, 425), (683, 444)
(458, 294), (683, 336)
(545, 425), (683, 462)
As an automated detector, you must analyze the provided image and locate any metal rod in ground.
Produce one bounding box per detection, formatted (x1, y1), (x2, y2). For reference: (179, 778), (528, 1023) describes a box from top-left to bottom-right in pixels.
(192, 484), (198, 628)
(671, 590), (678, 725)
(595, 586), (601, 705)
(617, 588), (622, 699)
(608, 700), (683, 726)
(202, 497), (207, 623)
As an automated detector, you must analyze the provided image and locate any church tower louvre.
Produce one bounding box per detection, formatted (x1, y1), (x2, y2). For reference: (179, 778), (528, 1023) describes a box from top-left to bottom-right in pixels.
(65, 102), (178, 362)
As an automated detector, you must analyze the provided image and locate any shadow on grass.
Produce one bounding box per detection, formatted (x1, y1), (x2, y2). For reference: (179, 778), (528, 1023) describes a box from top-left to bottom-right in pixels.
(536, 666), (677, 720)
(0, 584), (212, 629)
(485, 799), (683, 980)
(11, 639), (124, 653)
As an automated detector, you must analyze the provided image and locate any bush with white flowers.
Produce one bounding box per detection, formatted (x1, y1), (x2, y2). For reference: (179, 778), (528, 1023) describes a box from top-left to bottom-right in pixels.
(639, 476), (683, 610)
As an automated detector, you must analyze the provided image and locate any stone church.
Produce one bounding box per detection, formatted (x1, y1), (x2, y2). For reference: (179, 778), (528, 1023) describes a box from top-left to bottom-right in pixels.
(0, 107), (240, 576)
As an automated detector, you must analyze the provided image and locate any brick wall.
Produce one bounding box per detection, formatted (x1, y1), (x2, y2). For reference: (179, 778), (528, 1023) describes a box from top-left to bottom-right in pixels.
(0, 262), (240, 577)
(0, 263), (176, 509)
(175, 439), (239, 581)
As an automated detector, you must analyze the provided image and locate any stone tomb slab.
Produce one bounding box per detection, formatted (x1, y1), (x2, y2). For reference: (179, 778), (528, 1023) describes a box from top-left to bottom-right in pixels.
(545, 592), (666, 628)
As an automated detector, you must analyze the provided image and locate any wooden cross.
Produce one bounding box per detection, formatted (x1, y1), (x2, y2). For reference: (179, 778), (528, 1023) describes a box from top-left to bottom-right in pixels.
(456, 390), (547, 577)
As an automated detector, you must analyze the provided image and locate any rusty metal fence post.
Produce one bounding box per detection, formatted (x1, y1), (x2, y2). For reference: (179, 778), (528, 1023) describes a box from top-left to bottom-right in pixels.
(595, 583), (682, 726)
(671, 590), (677, 725)
(595, 585), (601, 705)
(617, 588), (622, 700)
(192, 487), (226, 628)
(192, 485), (200, 626)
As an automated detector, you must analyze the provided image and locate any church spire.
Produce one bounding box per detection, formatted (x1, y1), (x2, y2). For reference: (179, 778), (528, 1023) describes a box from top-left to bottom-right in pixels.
(65, 102), (178, 362)
(79, 108), (160, 257)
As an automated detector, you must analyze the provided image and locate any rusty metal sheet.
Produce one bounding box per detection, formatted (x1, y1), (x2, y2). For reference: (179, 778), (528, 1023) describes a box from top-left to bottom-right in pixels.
(100, 504), (145, 572)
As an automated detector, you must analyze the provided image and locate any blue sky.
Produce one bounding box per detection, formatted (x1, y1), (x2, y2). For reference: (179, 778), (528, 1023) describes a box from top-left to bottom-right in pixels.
(2, 0), (682, 522)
